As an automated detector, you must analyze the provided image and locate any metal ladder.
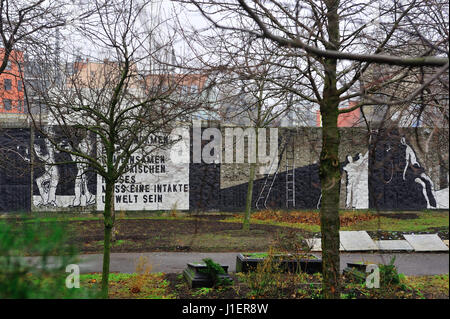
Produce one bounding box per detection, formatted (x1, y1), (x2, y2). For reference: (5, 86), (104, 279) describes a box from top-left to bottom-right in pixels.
(285, 134), (295, 208)
(255, 132), (293, 209)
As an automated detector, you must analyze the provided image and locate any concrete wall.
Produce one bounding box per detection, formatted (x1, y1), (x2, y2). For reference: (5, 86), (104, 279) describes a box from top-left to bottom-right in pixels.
(0, 123), (448, 212)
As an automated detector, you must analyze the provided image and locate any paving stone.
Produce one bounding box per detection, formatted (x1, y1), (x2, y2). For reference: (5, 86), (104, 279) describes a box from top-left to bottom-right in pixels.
(375, 240), (413, 251)
(305, 238), (345, 252)
(305, 238), (321, 251)
(404, 234), (449, 252)
(339, 231), (378, 251)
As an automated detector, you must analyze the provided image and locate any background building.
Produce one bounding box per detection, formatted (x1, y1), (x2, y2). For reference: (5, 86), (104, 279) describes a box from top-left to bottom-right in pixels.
(0, 49), (25, 114)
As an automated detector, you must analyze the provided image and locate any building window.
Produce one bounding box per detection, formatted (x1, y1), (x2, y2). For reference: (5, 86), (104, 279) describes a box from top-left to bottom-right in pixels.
(4, 79), (12, 91)
(18, 99), (23, 112)
(191, 85), (198, 94)
(3, 99), (12, 110)
(18, 80), (23, 91)
(5, 60), (12, 70)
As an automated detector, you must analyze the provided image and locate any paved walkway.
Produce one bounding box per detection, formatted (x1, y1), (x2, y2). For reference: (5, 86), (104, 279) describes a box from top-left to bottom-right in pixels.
(36, 252), (448, 276)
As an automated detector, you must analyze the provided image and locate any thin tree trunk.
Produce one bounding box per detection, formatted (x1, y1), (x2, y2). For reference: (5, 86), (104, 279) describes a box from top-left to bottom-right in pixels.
(30, 124), (34, 214)
(243, 161), (256, 231)
(243, 127), (259, 231)
(101, 180), (114, 298)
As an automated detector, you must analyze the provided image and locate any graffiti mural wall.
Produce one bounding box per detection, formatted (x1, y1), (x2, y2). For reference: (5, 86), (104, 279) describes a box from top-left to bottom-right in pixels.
(0, 128), (31, 212)
(369, 129), (449, 210)
(96, 127), (190, 211)
(32, 127), (97, 210)
(0, 125), (448, 212)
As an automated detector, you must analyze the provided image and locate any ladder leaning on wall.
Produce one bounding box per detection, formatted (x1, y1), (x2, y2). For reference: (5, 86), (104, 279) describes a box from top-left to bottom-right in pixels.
(285, 135), (295, 208)
(255, 131), (295, 210)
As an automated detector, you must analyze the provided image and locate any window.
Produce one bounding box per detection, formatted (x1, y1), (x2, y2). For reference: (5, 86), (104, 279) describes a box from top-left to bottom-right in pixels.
(4, 79), (12, 91)
(191, 85), (198, 94)
(18, 80), (23, 91)
(3, 99), (12, 110)
(5, 60), (12, 70)
(18, 99), (23, 112)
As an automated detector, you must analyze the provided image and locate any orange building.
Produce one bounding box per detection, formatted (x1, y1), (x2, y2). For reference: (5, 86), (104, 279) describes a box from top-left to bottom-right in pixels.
(67, 58), (140, 89)
(0, 49), (25, 114)
(316, 101), (362, 127)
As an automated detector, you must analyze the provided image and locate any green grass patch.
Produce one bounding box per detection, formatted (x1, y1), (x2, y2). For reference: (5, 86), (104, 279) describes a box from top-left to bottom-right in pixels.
(341, 212), (449, 232)
(222, 211), (448, 233)
(402, 274), (449, 299)
(80, 272), (175, 299)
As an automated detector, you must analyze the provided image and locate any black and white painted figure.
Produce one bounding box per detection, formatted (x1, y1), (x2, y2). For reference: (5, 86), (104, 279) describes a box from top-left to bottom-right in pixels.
(34, 137), (59, 207)
(64, 137), (95, 207)
(400, 137), (437, 209)
(343, 152), (369, 209)
(401, 137), (420, 181)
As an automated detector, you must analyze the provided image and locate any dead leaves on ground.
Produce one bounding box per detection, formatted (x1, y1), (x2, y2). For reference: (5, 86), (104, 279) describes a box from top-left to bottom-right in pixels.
(249, 210), (376, 226)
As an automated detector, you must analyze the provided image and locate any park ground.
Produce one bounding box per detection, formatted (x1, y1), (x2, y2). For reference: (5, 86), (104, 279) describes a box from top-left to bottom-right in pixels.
(3, 209), (448, 253)
(1, 209), (449, 299)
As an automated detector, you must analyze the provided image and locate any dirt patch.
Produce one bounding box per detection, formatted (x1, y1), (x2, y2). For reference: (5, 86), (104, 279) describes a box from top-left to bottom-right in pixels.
(378, 213), (419, 220)
(69, 216), (313, 254)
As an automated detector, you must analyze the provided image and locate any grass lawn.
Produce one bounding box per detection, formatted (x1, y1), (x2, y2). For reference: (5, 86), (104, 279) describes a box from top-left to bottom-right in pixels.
(80, 272), (175, 299)
(221, 210), (449, 233)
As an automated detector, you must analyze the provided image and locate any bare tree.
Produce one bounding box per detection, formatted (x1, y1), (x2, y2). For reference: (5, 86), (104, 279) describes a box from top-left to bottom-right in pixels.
(186, 0), (449, 298)
(0, 0), (96, 74)
(189, 28), (294, 229)
(28, 0), (203, 298)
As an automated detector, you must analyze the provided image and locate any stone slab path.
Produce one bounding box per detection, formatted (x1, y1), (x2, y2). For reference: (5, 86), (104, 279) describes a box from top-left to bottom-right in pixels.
(307, 231), (448, 252)
(404, 234), (449, 252)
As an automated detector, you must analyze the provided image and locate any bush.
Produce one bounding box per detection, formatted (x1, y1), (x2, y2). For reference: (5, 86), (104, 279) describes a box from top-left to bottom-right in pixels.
(0, 217), (98, 298)
(243, 249), (285, 298)
(201, 258), (232, 287)
(379, 257), (401, 287)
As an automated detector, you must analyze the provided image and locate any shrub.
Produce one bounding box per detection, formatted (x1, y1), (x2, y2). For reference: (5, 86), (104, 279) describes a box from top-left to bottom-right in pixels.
(0, 217), (97, 298)
(201, 258), (232, 287)
(243, 249), (285, 298)
(379, 257), (401, 287)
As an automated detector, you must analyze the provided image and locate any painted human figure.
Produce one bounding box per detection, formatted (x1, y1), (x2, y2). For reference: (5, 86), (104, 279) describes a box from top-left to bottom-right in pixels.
(68, 137), (95, 206)
(343, 152), (369, 209)
(401, 137), (420, 181)
(344, 155), (356, 208)
(34, 138), (59, 207)
(400, 137), (436, 209)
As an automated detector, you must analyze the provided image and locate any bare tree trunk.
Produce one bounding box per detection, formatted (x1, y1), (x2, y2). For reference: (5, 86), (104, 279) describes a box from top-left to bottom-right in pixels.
(243, 161), (256, 230)
(319, 103), (341, 299)
(243, 127), (259, 231)
(101, 180), (114, 298)
(30, 124), (34, 214)
(318, 0), (342, 300)
(110, 198), (116, 242)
